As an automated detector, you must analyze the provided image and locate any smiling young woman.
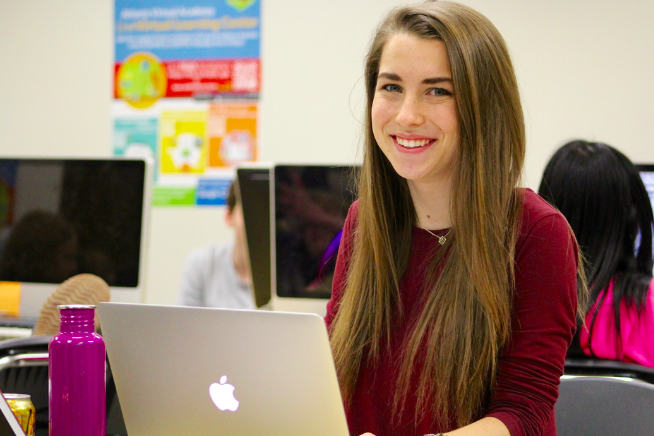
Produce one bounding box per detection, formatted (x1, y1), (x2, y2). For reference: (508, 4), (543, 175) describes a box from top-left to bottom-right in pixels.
(325, 2), (587, 436)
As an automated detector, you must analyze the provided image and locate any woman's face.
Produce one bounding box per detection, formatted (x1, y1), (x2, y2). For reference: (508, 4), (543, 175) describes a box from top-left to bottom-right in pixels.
(371, 33), (459, 188)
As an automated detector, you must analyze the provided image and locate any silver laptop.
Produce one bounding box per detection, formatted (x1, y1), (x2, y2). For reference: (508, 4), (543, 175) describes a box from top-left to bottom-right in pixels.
(97, 302), (349, 436)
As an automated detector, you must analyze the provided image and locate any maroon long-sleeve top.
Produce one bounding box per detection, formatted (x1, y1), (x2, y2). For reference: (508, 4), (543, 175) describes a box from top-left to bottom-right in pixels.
(325, 189), (578, 436)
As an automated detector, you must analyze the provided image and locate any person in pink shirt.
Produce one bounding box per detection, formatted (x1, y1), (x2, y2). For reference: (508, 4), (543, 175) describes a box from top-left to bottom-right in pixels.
(539, 140), (654, 368)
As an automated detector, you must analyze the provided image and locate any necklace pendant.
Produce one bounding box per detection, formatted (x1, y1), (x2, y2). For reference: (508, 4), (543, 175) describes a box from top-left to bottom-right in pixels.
(420, 224), (451, 245)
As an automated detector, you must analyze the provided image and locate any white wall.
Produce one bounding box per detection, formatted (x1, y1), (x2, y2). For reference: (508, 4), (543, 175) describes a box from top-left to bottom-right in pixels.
(1, 0), (654, 304)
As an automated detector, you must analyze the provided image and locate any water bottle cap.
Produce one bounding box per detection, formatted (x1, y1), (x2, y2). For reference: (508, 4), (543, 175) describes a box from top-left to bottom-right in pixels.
(58, 305), (96, 310)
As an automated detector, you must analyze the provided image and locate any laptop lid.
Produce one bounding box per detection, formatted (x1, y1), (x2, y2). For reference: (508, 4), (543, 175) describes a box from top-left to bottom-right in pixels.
(236, 165), (271, 309)
(97, 302), (349, 436)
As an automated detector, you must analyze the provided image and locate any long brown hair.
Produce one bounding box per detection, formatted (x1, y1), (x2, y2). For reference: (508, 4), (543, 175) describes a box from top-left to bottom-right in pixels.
(330, 1), (527, 428)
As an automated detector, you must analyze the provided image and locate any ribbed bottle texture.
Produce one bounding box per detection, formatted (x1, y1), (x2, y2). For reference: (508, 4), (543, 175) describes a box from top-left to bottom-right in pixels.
(49, 305), (106, 436)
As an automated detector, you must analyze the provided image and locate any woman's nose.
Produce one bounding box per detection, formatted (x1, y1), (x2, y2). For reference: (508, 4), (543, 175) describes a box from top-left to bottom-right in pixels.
(395, 96), (424, 127)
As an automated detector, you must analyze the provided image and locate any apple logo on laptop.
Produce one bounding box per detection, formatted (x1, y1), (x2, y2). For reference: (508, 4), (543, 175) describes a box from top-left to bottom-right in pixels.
(209, 375), (240, 412)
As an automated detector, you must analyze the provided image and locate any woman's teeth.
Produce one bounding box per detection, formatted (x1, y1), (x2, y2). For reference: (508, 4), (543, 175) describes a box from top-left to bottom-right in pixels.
(395, 137), (432, 148)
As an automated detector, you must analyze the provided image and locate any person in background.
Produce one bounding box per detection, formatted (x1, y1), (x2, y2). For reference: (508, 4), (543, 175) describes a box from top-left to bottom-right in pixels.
(177, 181), (255, 309)
(539, 140), (654, 368)
(325, 2), (585, 436)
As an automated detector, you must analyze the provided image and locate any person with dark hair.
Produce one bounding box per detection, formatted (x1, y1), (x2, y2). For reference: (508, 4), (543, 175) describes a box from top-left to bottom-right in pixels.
(326, 2), (585, 436)
(0, 210), (78, 284)
(177, 181), (255, 309)
(539, 139), (654, 367)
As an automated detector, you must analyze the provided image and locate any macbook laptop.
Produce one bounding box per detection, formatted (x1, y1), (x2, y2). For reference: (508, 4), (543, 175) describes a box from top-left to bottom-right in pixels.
(97, 302), (349, 436)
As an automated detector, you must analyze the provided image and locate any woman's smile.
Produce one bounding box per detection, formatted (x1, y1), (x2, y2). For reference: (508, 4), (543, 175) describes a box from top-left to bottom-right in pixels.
(392, 134), (436, 150)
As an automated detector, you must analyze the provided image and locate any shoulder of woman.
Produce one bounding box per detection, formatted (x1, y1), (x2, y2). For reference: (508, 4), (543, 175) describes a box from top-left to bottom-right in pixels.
(342, 199), (360, 228)
(520, 187), (562, 220)
(516, 188), (575, 254)
(519, 188), (570, 233)
(349, 199), (360, 215)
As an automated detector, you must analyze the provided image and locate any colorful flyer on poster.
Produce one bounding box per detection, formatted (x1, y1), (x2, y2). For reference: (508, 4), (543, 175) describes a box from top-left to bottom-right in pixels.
(207, 102), (257, 167)
(152, 186), (197, 206)
(114, 118), (159, 179)
(160, 110), (207, 174)
(114, 0), (260, 107)
(196, 178), (232, 205)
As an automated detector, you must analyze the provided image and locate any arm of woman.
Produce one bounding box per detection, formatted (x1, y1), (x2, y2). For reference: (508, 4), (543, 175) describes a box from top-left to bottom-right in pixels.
(484, 208), (579, 436)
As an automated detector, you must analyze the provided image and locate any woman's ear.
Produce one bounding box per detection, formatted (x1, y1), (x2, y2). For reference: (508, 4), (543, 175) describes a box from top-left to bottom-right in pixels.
(225, 208), (234, 227)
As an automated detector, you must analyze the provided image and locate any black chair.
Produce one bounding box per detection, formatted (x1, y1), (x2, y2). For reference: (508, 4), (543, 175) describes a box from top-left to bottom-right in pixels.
(564, 357), (654, 384)
(0, 335), (127, 436)
(556, 375), (654, 436)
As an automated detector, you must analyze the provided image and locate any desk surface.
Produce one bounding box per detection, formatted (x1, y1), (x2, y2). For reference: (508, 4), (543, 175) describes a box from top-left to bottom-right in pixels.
(0, 327), (32, 341)
(0, 317), (36, 341)
(0, 317), (37, 329)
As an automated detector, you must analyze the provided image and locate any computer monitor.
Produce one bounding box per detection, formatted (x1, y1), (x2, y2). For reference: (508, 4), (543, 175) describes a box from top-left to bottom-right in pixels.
(271, 164), (359, 315)
(637, 164), (654, 208)
(0, 157), (152, 318)
(236, 164), (272, 309)
(636, 164), (654, 271)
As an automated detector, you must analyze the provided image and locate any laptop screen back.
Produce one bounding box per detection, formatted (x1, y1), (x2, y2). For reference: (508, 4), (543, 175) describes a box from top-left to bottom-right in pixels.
(236, 167), (271, 308)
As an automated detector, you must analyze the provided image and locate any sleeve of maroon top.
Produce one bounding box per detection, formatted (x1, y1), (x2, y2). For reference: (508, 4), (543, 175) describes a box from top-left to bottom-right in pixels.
(485, 212), (579, 436)
(325, 201), (359, 329)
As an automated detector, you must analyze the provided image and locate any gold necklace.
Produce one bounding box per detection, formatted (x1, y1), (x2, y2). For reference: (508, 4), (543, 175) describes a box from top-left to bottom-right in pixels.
(420, 226), (452, 245)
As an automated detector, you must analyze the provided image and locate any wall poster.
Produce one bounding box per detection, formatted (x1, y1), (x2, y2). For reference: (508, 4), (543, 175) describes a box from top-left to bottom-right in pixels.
(112, 0), (261, 206)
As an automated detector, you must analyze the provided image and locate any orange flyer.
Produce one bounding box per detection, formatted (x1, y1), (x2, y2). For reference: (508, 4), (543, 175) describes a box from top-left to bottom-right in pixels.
(207, 103), (258, 168)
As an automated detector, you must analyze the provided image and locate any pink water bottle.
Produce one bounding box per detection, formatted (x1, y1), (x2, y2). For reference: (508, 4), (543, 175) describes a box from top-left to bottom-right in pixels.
(49, 304), (106, 436)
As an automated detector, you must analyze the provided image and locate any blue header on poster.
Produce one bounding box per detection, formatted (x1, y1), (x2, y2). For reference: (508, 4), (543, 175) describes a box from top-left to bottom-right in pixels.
(115, 0), (260, 62)
(196, 178), (232, 205)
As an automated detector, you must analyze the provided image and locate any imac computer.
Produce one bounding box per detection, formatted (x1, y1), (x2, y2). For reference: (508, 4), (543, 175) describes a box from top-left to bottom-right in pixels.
(636, 164), (654, 271)
(637, 164), (654, 208)
(271, 164), (359, 315)
(0, 157), (152, 319)
(236, 164), (272, 309)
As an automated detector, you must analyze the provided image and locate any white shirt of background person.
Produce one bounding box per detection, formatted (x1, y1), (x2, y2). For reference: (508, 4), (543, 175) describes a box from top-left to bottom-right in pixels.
(177, 184), (255, 309)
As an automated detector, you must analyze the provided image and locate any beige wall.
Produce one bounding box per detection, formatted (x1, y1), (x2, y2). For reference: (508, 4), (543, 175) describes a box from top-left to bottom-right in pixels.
(2, 0), (654, 304)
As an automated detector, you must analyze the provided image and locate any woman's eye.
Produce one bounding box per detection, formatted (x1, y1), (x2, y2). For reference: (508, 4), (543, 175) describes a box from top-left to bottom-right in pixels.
(381, 84), (402, 93)
(430, 87), (452, 97)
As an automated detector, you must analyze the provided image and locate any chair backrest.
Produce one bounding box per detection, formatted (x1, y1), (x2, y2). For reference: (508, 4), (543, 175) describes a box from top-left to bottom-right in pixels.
(556, 376), (654, 436)
(33, 274), (110, 336)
